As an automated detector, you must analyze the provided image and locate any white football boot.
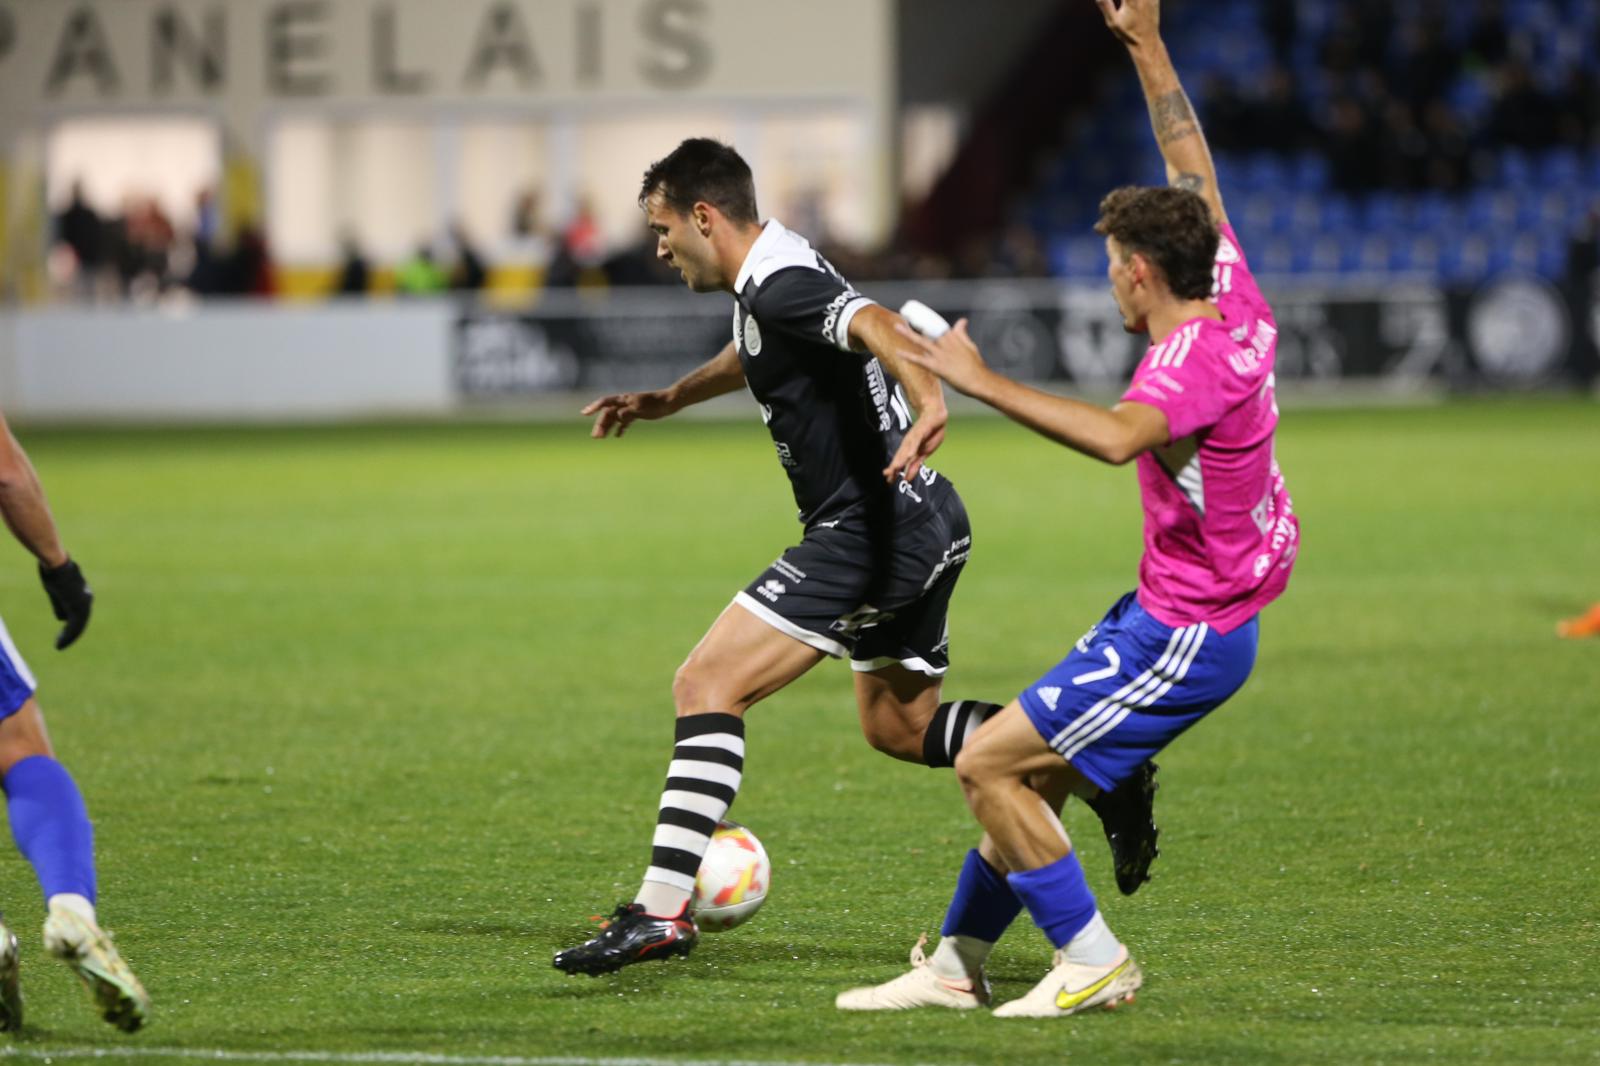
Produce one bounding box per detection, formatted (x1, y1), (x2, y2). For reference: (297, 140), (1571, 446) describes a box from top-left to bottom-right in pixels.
(0, 919), (20, 1031)
(991, 944), (1142, 1018)
(43, 898), (151, 1032)
(836, 935), (991, 1011)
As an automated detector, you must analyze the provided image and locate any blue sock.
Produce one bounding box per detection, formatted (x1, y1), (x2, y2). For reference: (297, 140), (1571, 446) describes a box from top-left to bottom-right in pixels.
(941, 849), (1024, 942)
(4, 756), (96, 904)
(1007, 850), (1097, 950)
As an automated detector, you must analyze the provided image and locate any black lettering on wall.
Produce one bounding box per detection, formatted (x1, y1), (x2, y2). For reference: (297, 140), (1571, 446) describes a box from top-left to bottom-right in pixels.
(639, 0), (710, 90)
(153, 6), (226, 94)
(374, 3), (428, 94)
(268, 0), (329, 97)
(464, 4), (540, 89)
(46, 6), (121, 96)
(577, 1), (602, 86)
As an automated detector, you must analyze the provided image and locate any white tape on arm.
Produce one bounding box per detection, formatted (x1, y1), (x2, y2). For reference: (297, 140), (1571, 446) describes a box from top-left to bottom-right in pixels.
(899, 299), (952, 339)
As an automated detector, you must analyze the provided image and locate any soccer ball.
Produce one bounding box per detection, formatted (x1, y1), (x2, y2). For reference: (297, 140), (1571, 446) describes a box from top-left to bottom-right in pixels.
(691, 820), (771, 932)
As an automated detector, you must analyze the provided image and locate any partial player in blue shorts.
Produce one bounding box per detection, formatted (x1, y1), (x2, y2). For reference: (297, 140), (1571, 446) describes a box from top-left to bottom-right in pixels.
(1016, 592), (1257, 793)
(0, 407), (150, 1032)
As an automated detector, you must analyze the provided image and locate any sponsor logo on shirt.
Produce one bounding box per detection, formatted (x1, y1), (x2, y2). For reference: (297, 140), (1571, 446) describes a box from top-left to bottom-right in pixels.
(822, 288), (861, 346)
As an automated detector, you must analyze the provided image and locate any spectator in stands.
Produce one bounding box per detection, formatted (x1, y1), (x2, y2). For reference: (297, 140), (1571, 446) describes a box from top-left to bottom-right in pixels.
(224, 223), (276, 298)
(1259, 0), (1296, 66)
(53, 182), (103, 296)
(1489, 62), (1557, 149)
(1325, 97), (1383, 193)
(1465, 0), (1510, 70)
(602, 228), (679, 287)
(396, 242), (448, 296)
(1553, 69), (1600, 149)
(335, 232), (370, 296)
(449, 222), (488, 292)
(1379, 97), (1431, 191)
(503, 188), (553, 271)
(1253, 65), (1312, 155)
(1420, 101), (1472, 193)
(1199, 74), (1249, 152)
(1389, 19), (1458, 112)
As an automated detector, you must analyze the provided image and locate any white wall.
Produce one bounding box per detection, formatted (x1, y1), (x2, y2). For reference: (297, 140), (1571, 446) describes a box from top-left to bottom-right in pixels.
(0, 302), (455, 421)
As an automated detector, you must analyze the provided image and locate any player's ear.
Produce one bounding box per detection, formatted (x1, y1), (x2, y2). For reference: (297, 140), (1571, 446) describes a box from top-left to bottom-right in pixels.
(693, 202), (714, 238)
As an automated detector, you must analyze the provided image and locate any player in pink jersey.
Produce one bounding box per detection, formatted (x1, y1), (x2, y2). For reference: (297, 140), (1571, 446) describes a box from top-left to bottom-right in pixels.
(836, 0), (1298, 1018)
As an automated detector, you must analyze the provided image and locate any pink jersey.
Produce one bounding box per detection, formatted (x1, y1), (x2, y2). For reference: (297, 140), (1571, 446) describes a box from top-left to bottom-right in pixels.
(1119, 224), (1299, 634)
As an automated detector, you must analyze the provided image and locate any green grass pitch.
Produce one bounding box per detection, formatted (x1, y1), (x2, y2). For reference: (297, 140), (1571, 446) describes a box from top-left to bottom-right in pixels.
(0, 396), (1595, 1065)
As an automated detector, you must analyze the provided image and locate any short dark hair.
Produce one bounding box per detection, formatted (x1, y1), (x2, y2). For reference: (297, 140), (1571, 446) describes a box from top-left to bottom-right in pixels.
(1094, 186), (1218, 300)
(639, 138), (759, 225)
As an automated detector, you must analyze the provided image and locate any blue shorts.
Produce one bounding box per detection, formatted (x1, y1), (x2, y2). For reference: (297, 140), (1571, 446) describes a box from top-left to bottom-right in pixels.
(1017, 592), (1257, 791)
(0, 615), (36, 719)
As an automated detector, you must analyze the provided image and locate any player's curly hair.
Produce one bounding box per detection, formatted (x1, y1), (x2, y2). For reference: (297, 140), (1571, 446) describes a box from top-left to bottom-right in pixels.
(1094, 187), (1219, 300)
(640, 138), (760, 225)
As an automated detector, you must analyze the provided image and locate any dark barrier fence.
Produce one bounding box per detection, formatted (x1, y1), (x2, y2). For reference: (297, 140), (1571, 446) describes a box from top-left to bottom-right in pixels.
(455, 275), (1600, 398)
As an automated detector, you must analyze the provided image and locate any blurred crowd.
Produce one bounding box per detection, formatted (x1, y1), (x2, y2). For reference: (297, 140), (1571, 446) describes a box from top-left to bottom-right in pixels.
(1201, 0), (1600, 195)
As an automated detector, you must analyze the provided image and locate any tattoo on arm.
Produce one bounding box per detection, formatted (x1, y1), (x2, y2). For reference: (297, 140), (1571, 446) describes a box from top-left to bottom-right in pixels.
(1150, 89), (1200, 146)
(1173, 172), (1206, 193)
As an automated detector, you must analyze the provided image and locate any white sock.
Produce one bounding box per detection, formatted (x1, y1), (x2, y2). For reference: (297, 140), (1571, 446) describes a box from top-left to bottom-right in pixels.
(929, 934), (994, 981)
(634, 880), (690, 918)
(1064, 910), (1122, 967)
(47, 893), (96, 925)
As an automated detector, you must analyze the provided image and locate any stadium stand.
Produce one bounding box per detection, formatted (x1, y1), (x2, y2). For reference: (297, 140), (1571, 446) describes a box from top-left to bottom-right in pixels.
(1027, 0), (1599, 284)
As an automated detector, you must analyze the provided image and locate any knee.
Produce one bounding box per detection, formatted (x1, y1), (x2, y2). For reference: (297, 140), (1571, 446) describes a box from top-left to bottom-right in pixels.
(860, 713), (922, 761)
(672, 655), (743, 716)
(953, 745), (986, 796)
(671, 658), (709, 716)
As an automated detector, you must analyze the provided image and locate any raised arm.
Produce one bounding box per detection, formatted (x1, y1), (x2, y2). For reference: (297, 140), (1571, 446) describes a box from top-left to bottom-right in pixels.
(1096, 0), (1230, 227)
(583, 341), (746, 438)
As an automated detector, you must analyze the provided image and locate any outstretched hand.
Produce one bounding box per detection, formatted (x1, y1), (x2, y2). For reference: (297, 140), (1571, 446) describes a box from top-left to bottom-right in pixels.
(581, 390), (676, 438)
(894, 319), (993, 399)
(1094, 0), (1160, 49)
(882, 408), (947, 485)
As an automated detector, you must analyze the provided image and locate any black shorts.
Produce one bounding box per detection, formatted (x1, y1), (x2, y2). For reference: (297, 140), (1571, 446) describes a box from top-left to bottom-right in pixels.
(733, 495), (972, 677)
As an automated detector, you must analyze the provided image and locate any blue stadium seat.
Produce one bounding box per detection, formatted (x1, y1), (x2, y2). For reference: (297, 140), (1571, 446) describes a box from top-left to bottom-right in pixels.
(1259, 238), (1295, 275)
(1537, 235), (1568, 279)
(1498, 150), (1535, 189)
(1362, 193), (1404, 235)
(1291, 153), (1331, 193)
(1412, 192), (1457, 233)
(1539, 148), (1583, 191)
(1243, 154), (1290, 195)
(1319, 196), (1356, 235)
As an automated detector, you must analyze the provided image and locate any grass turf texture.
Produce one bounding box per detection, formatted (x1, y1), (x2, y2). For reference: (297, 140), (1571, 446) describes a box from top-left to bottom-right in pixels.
(0, 396), (1594, 1065)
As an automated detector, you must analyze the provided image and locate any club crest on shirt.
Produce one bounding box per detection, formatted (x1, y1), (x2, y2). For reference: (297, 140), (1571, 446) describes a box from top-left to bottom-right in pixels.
(743, 314), (763, 356)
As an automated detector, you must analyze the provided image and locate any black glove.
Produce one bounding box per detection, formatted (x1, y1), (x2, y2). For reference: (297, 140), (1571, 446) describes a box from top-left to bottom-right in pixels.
(39, 559), (92, 650)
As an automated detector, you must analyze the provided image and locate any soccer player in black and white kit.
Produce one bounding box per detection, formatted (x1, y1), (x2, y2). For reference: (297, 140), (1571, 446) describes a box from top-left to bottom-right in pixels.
(553, 139), (1157, 976)
(551, 138), (977, 974)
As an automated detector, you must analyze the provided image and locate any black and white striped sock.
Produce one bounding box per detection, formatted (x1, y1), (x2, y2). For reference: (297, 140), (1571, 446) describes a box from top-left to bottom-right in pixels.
(634, 712), (745, 918)
(923, 700), (1001, 768)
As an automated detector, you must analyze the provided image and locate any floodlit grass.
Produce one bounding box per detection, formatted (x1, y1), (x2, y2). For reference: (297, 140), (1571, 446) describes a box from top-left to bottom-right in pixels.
(0, 396), (1595, 1064)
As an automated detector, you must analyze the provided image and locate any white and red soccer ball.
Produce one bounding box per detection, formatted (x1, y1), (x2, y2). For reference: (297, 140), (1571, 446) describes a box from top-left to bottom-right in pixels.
(691, 820), (771, 932)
